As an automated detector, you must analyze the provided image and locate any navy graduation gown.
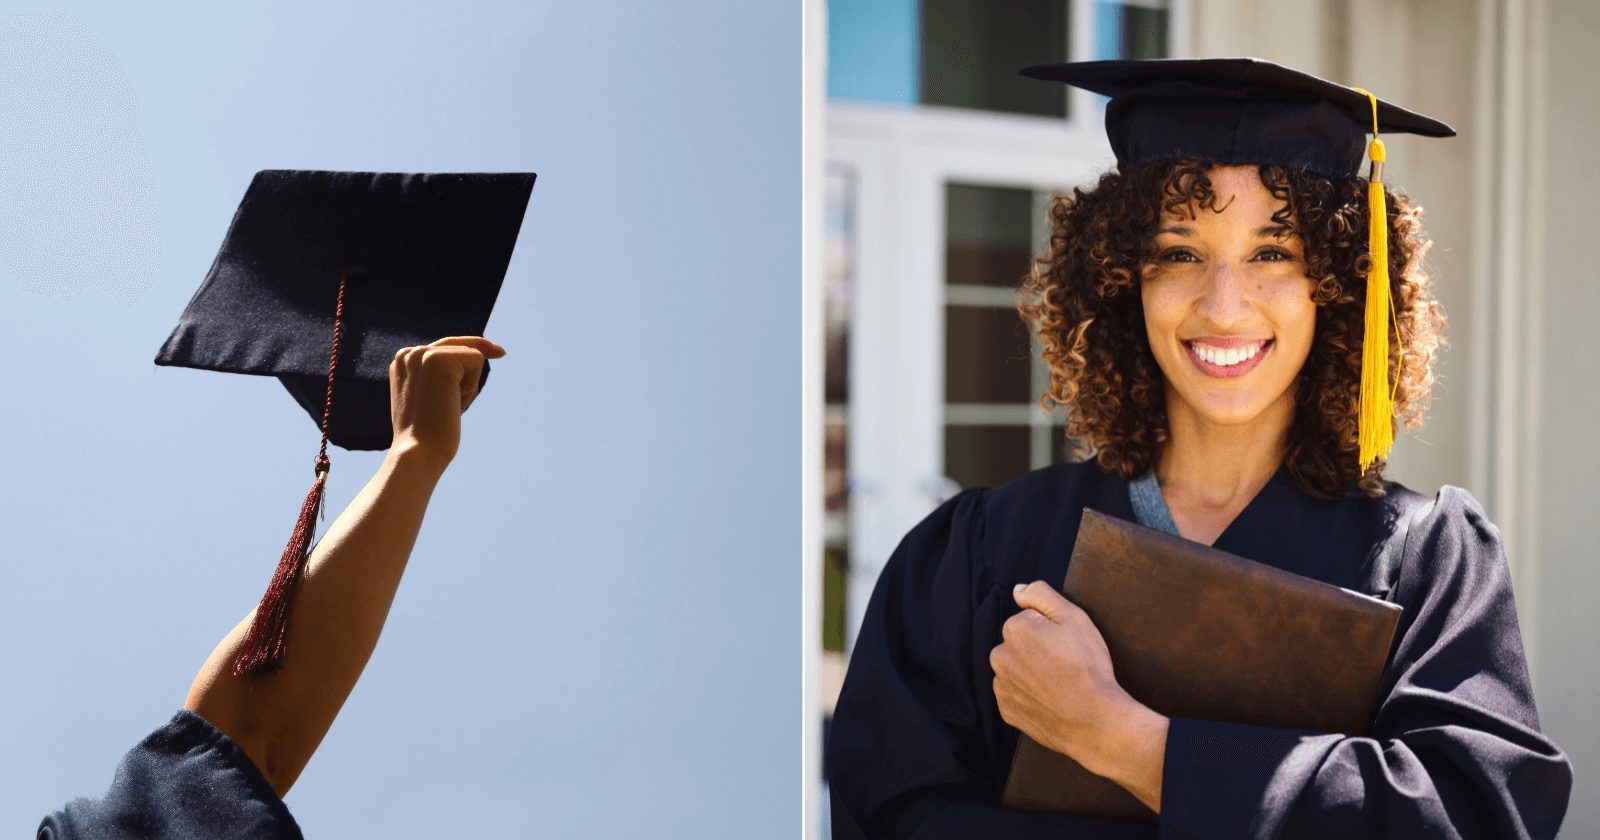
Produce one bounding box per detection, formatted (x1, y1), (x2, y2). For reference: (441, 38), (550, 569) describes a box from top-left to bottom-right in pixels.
(826, 461), (1572, 839)
(39, 710), (303, 840)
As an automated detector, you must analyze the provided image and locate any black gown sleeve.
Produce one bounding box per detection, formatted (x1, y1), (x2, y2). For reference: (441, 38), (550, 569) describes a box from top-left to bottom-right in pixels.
(827, 489), (1157, 839)
(1157, 487), (1573, 840)
(38, 709), (304, 840)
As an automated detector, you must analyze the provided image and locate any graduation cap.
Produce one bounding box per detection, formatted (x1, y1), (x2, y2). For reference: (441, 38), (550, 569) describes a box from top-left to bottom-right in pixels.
(156, 169), (536, 674)
(1022, 57), (1456, 470)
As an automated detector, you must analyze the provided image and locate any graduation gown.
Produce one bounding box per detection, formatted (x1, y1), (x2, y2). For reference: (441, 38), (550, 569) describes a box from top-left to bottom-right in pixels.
(38, 710), (303, 840)
(826, 461), (1572, 839)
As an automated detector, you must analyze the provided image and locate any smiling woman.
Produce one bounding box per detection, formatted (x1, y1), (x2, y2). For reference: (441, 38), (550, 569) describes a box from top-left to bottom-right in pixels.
(826, 57), (1572, 840)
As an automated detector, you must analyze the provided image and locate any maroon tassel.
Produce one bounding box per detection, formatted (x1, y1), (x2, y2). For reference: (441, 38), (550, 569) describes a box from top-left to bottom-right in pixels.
(233, 269), (349, 677)
(232, 465), (327, 675)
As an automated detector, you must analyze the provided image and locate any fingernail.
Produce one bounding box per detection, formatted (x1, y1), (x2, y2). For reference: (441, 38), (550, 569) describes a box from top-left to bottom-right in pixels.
(1013, 583), (1026, 596)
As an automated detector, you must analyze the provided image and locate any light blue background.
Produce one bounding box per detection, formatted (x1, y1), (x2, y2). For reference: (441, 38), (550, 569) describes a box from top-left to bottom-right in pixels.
(0, 2), (797, 837)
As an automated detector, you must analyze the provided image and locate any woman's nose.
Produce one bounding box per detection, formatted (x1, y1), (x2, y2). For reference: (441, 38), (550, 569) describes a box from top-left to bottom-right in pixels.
(1194, 260), (1254, 327)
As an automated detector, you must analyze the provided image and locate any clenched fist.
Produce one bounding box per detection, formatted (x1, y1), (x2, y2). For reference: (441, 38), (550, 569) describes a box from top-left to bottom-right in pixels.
(388, 335), (505, 471)
(990, 580), (1138, 778)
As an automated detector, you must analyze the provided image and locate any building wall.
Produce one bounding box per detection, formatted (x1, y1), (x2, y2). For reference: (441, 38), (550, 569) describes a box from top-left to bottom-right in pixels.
(1535, 0), (1600, 833)
(1188, 0), (1337, 74)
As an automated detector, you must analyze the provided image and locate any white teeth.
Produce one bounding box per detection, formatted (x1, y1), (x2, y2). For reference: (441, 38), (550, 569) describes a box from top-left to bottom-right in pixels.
(1191, 341), (1263, 367)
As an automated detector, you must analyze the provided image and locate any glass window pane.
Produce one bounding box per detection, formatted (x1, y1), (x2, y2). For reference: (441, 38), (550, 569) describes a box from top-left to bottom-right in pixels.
(945, 425), (1032, 489)
(1095, 0), (1170, 61)
(1052, 425), (1088, 464)
(945, 183), (1036, 288)
(827, 0), (920, 103)
(826, 165), (857, 403)
(1122, 5), (1169, 59)
(945, 305), (1031, 403)
(920, 0), (1071, 117)
(823, 545), (849, 652)
(825, 419), (850, 511)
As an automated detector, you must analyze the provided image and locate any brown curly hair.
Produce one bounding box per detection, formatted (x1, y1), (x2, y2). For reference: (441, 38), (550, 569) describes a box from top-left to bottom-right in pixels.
(1016, 160), (1445, 498)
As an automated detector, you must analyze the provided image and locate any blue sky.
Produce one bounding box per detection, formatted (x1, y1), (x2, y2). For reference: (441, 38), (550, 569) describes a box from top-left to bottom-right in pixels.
(0, 2), (797, 836)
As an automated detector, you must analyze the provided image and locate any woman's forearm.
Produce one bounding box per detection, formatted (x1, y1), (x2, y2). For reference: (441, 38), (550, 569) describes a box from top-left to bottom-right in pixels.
(184, 443), (446, 796)
(1089, 702), (1169, 814)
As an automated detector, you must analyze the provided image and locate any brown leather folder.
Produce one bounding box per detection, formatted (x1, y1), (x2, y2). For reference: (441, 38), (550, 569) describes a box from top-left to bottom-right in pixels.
(1000, 508), (1404, 823)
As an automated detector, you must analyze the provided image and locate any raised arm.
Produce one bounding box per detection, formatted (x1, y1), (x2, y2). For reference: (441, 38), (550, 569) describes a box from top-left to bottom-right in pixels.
(183, 336), (505, 797)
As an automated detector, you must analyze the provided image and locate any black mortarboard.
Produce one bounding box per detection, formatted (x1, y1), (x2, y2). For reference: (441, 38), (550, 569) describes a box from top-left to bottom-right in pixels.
(157, 169), (535, 451)
(156, 169), (535, 675)
(1022, 58), (1457, 471)
(1020, 57), (1455, 179)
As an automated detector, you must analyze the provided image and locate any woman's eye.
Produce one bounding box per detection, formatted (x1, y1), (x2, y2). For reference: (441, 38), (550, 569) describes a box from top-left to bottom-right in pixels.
(1255, 248), (1294, 262)
(1158, 249), (1199, 263)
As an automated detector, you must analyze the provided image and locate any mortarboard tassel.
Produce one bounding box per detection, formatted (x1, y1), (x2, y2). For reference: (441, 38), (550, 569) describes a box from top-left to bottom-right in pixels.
(233, 270), (350, 676)
(1352, 89), (1405, 472)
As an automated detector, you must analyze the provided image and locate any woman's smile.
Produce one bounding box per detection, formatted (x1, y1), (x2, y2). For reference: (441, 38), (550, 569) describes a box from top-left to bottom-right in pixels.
(1183, 337), (1274, 379)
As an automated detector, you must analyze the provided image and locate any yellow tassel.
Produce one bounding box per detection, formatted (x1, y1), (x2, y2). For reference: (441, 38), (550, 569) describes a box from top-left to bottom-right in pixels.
(1358, 143), (1393, 470)
(1351, 88), (1402, 473)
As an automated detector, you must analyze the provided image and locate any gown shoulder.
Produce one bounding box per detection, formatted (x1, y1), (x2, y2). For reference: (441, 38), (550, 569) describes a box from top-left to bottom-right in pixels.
(39, 710), (303, 840)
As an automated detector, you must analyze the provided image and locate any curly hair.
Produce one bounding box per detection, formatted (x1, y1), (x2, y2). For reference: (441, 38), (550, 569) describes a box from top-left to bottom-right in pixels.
(1016, 160), (1445, 498)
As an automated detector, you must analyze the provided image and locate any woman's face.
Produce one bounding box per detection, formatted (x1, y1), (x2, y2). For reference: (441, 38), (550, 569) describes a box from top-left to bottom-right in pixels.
(1140, 164), (1316, 429)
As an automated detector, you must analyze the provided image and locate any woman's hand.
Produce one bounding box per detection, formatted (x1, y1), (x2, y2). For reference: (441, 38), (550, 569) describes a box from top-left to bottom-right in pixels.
(991, 581), (1169, 811)
(388, 335), (506, 472)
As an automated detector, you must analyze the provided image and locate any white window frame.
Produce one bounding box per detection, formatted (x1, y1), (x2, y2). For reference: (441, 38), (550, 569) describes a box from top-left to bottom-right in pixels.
(831, 104), (1112, 648)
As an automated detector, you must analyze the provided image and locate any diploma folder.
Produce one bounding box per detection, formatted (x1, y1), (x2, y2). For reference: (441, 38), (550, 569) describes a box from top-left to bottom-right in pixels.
(1000, 508), (1404, 823)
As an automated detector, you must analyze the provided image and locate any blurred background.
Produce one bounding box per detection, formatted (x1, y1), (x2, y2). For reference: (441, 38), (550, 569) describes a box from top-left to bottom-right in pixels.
(0, 2), (797, 837)
(802, 0), (1598, 836)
